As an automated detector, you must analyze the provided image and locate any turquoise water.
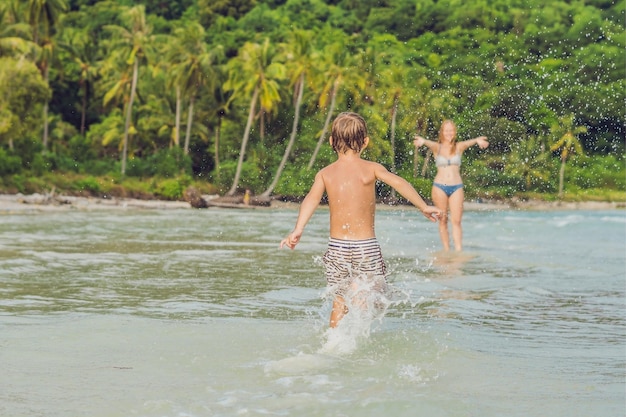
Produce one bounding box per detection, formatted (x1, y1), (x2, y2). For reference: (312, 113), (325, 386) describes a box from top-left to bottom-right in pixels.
(0, 207), (624, 416)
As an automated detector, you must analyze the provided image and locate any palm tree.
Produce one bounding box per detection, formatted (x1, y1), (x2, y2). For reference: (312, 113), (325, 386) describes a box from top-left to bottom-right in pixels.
(0, 4), (40, 151)
(0, 52), (50, 151)
(58, 27), (99, 136)
(223, 38), (286, 196)
(0, 3), (38, 58)
(173, 78), (182, 147)
(549, 114), (586, 197)
(307, 76), (339, 170)
(27, 0), (67, 151)
(406, 76), (448, 177)
(506, 135), (550, 190)
(37, 37), (56, 151)
(307, 36), (363, 170)
(210, 80), (233, 177)
(370, 62), (406, 199)
(172, 23), (223, 155)
(102, 5), (153, 175)
(27, 0), (66, 45)
(261, 29), (316, 198)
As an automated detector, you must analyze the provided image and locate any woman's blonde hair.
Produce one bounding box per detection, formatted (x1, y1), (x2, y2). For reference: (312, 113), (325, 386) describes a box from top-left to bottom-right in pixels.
(438, 119), (458, 152)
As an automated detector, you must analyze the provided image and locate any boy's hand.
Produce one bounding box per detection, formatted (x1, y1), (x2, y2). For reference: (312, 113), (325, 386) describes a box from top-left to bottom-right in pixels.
(422, 206), (442, 222)
(280, 231), (302, 249)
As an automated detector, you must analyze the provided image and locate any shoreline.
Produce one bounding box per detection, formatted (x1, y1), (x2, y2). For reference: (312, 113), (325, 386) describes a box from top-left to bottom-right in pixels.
(0, 193), (624, 213)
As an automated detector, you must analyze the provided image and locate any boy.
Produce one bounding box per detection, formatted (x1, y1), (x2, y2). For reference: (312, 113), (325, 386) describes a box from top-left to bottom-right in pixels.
(280, 112), (440, 327)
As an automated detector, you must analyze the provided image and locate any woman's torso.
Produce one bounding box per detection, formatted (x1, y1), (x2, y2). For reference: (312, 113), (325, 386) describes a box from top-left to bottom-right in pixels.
(433, 144), (463, 184)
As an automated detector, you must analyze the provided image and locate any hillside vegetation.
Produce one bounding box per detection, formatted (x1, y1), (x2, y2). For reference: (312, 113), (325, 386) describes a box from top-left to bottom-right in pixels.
(1, 0), (624, 202)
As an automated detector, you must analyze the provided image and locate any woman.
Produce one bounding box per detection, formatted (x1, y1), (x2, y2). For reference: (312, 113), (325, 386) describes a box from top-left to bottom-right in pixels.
(414, 119), (489, 251)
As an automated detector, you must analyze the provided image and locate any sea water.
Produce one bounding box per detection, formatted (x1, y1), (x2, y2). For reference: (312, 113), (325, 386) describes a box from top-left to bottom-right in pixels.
(0, 206), (624, 417)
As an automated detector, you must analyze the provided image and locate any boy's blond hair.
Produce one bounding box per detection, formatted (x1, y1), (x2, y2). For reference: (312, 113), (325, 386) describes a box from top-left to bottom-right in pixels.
(330, 112), (368, 154)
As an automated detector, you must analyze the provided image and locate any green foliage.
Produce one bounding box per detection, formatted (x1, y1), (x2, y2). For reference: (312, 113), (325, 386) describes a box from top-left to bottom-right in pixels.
(27, 152), (83, 175)
(74, 176), (101, 194)
(466, 160), (519, 190)
(0, 57), (50, 148)
(402, 174), (433, 198)
(154, 176), (192, 200)
(90, 161), (117, 176)
(273, 166), (316, 197)
(7, 175), (25, 194)
(198, 0), (257, 27)
(30, 154), (52, 176)
(126, 147), (192, 178)
(567, 155), (626, 190)
(0, 170), (220, 201)
(215, 160), (265, 194)
(0, 149), (21, 176)
(68, 135), (97, 162)
(0, 0), (622, 203)
(134, 0), (195, 20)
(5, 174), (49, 195)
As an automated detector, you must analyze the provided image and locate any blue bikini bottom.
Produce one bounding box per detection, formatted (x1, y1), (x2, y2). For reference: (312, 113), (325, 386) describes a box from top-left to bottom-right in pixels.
(433, 182), (463, 197)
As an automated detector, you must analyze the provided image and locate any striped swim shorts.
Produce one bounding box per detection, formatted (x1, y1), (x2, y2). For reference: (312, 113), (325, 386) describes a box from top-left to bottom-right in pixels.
(322, 237), (388, 295)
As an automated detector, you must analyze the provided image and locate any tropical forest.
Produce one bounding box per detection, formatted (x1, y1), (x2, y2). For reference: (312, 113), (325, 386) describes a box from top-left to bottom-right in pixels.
(1, 0), (624, 204)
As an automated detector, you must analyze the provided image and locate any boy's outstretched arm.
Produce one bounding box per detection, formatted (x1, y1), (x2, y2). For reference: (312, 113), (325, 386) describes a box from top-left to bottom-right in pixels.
(375, 164), (441, 222)
(280, 172), (326, 249)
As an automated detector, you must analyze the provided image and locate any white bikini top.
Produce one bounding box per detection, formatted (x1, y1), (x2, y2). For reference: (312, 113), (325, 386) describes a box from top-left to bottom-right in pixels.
(435, 145), (461, 167)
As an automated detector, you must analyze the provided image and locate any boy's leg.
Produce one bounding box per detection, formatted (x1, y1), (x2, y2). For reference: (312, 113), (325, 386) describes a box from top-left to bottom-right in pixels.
(330, 296), (348, 328)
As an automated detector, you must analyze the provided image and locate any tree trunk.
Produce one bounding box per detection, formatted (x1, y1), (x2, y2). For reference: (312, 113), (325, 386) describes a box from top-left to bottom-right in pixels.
(558, 158), (566, 198)
(80, 80), (87, 136)
(307, 79), (339, 170)
(421, 149), (432, 177)
(174, 86), (181, 147)
(227, 86), (259, 196)
(414, 117), (428, 177)
(42, 65), (50, 151)
(121, 59), (139, 175)
(214, 117), (221, 174)
(389, 94), (399, 200)
(183, 95), (195, 154)
(259, 108), (265, 142)
(261, 74), (304, 198)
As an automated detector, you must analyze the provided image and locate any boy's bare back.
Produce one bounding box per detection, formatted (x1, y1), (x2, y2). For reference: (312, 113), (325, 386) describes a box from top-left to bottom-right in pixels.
(320, 156), (380, 240)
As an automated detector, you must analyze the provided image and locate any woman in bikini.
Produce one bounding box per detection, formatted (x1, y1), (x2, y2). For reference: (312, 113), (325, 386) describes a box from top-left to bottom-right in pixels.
(414, 119), (489, 251)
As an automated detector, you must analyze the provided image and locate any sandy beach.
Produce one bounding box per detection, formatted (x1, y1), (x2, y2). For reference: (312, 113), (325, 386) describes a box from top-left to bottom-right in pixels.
(0, 193), (623, 213)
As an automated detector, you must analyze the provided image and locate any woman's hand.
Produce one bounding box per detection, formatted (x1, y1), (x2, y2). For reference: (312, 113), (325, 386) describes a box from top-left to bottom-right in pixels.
(413, 135), (426, 147)
(476, 136), (489, 149)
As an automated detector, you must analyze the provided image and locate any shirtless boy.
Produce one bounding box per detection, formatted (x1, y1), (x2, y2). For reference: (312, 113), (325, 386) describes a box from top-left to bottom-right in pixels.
(280, 112), (441, 327)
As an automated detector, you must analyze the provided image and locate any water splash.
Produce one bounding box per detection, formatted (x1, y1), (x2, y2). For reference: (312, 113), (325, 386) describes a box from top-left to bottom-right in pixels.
(398, 363), (440, 385)
(317, 277), (417, 356)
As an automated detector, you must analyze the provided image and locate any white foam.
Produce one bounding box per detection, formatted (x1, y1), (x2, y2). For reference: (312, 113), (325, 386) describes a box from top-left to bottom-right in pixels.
(264, 352), (337, 375)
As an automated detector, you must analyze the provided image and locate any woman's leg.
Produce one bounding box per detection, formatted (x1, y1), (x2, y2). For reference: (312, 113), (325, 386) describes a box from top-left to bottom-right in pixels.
(448, 187), (464, 251)
(431, 185), (450, 251)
